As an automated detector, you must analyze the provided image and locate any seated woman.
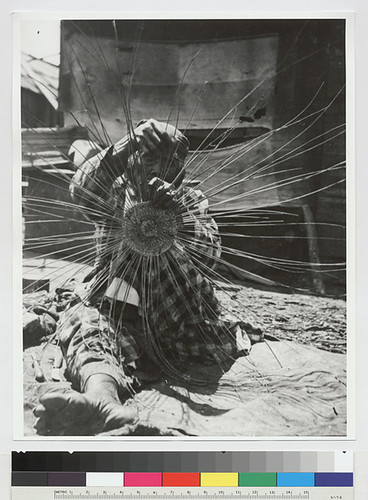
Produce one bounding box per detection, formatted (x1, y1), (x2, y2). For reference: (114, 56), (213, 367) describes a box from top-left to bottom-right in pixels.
(34, 119), (255, 435)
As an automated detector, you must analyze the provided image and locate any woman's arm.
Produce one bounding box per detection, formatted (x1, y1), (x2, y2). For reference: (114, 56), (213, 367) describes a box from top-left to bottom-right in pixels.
(69, 119), (172, 217)
(185, 189), (222, 270)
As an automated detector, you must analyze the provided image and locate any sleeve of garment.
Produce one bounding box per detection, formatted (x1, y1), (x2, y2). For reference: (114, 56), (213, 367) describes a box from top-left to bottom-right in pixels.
(180, 187), (222, 270)
(69, 146), (119, 222)
(69, 145), (128, 282)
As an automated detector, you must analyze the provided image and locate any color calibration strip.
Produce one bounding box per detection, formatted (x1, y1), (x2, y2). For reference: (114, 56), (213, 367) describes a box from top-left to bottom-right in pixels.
(12, 472), (353, 487)
(12, 452), (353, 487)
(12, 451), (353, 473)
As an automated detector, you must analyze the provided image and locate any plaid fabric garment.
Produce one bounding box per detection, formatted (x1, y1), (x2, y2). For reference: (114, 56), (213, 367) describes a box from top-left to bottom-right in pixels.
(85, 238), (238, 369)
(146, 247), (239, 367)
(87, 189), (237, 367)
(69, 152), (245, 373)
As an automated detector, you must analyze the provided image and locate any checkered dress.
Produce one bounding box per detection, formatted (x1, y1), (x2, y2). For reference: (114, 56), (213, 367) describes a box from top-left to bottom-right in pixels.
(68, 149), (244, 374)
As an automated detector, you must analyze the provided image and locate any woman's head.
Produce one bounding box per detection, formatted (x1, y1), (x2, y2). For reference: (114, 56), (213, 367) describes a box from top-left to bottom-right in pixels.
(126, 121), (189, 188)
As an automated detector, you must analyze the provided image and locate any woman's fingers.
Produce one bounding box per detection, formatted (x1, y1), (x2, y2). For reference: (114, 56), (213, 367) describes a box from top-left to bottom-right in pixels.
(148, 177), (172, 192)
(151, 122), (172, 148)
(141, 129), (161, 153)
(136, 119), (174, 154)
(148, 177), (177, 208)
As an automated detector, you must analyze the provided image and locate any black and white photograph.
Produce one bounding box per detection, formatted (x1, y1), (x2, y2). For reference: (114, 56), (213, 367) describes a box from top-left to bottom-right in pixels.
(16, 15), (351, 438)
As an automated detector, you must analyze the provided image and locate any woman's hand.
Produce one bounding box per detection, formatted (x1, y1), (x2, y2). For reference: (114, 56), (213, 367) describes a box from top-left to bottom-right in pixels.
(132, 119), (173, 156)
(148, 177), (177, 209)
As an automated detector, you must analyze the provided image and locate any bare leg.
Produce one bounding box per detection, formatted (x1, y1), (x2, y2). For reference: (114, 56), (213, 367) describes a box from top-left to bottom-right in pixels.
(34, 374), (137, 436)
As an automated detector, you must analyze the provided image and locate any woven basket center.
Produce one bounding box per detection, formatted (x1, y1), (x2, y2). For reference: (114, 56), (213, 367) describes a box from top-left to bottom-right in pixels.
(122, 202), (178, 256)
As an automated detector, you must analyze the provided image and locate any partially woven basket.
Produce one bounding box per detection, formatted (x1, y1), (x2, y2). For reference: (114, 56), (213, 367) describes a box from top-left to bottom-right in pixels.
(122, 202), (179, 256)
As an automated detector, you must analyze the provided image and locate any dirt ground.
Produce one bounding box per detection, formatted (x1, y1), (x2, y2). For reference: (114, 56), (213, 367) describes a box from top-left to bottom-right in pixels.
(23, 284), (347, 437)
(216, 284), (347, 354)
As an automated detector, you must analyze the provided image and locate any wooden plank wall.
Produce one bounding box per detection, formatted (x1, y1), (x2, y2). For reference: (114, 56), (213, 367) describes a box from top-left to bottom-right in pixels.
(56, 20), (346, 270)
